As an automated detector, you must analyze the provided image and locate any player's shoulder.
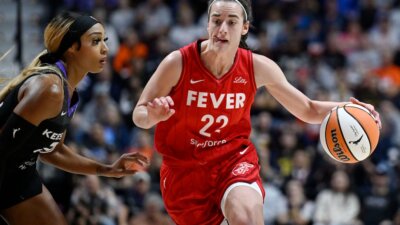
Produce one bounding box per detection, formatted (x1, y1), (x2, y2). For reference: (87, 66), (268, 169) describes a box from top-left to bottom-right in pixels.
(20, 71), (64, 103)
(163, 50), (183, 65)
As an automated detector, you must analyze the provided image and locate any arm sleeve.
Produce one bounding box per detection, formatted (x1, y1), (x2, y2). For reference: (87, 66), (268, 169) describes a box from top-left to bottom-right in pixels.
(0, 113), (37, 189)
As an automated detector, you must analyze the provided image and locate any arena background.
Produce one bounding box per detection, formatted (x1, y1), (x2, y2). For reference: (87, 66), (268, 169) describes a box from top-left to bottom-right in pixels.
(1, 0), (400, 224)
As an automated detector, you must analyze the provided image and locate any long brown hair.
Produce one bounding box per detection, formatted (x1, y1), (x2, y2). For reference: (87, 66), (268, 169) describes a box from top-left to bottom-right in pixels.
(0, 12), (81, 101)
(207, 0), (253, 50)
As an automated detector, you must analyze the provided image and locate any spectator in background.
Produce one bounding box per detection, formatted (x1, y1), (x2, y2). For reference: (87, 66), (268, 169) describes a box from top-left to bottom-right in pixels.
(372, 49), (400, 87)
(81, 83), (119, 132)
(368, 13), (399, 54)
(360, 164), (398, 225)
(113, 29), (148, 79)
(129, 193), (173, 225)
(81, 122), (115, 162)
(263, 182), (288, 225)
(169, 1), (203, 49)
(281, 179), (314, 225)
(313, 170), (361, 225)
(109, 0), (136, 38)
(135, 0), (172, 40)
(67, 175), (122, 225)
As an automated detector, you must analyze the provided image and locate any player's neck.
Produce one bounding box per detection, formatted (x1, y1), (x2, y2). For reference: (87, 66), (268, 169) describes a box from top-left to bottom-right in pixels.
(201, 51), (235, 78)
(63, 63), (86, 90)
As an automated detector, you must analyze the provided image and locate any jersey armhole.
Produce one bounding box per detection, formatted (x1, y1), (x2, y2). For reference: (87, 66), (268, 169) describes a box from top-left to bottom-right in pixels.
(248, 50), (257, 92)
(169, 49), (186, 95)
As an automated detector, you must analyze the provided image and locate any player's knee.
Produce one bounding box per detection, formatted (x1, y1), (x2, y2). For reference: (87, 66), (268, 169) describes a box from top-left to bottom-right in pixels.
(225, 202), (263, 225)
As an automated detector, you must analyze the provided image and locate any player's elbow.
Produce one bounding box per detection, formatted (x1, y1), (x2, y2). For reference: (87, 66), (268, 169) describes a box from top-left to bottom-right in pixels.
(132, 109), (152, 129)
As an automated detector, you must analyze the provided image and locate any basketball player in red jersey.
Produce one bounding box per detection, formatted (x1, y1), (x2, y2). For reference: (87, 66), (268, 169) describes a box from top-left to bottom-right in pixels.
(132, 0), (382, 224)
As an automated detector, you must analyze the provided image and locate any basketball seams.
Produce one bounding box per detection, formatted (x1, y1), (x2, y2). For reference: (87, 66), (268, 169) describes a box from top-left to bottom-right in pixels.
(345, 104), (376, 120)
(336, 107), (358, 162)
(321, 111), (335, 160)
(344, 105), (380, 153)
(343, 106), (372, 157)
(325, 109), (341, 161)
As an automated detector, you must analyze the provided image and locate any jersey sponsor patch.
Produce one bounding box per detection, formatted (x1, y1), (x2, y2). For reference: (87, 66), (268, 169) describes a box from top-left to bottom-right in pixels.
(233, 76), (248, 85)
(232, 162), (254, 176)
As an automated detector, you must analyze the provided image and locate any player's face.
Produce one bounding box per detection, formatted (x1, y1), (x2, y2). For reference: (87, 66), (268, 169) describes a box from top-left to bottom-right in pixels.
(207, 1), (249, 52)
(74, 23), (108, 74)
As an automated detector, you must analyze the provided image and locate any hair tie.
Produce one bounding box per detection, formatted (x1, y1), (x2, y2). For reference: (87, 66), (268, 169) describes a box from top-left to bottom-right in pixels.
(39, 52), (59, 64)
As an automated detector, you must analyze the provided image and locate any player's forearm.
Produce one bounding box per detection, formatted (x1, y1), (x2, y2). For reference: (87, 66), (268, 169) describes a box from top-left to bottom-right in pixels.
(306, 100), (347, 124)
(132, 105), (155, 129)
(39, 144), (110, 175)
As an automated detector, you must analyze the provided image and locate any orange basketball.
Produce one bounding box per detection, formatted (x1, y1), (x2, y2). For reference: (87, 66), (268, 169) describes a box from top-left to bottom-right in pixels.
(319, 103), (380, 163)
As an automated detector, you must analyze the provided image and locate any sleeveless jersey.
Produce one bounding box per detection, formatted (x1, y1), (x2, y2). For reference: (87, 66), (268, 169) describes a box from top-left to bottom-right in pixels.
(0, 62), (79, 172)
(155, 40), (257, 167)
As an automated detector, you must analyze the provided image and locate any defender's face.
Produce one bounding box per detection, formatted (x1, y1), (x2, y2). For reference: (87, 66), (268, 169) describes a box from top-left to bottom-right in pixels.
(207, 1), (249, 51)
(74, 23), (109, 74)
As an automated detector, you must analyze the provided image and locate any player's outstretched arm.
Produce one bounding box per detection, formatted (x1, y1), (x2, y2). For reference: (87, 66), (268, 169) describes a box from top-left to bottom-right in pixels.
(40, 134), (149, 178)
(253, 53), (381, 126)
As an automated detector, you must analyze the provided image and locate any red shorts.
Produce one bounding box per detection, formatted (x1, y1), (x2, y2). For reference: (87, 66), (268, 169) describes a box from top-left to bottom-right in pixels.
(160, 146), (265, 225)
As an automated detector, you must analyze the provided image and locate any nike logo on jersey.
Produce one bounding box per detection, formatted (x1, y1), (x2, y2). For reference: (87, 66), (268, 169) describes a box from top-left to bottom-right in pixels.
(0, 102), (3, 107)
(61, 111), (67, 116)
(13, 128), (21, 138)
(190, 79), (204, 84)
(239, 146), (249, 155)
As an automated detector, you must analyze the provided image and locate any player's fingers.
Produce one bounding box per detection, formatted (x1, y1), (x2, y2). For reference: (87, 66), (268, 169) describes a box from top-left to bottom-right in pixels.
(350, 97), (375, 112)
(123, 152), (149, 163)
(372, 111), (382, 129)
(153, 98), (162, 107)
(159, 97), (170, 109)
(168, 108), (175, 116)
(166, 96), (174, 106)
(124, 156), (149, 166)
(147, 101), (155, 108)
(349, 97), (360, 104)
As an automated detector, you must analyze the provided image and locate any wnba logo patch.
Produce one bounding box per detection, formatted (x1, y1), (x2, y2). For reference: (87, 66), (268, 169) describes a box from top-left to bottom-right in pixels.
(232, 162), (254, 176)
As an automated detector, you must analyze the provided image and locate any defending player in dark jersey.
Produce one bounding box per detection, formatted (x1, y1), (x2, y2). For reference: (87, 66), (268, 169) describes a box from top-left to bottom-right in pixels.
(0, 12), (147, 225)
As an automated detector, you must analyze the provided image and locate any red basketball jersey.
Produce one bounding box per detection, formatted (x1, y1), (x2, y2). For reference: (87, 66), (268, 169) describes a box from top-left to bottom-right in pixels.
(155, 40), (257, 166)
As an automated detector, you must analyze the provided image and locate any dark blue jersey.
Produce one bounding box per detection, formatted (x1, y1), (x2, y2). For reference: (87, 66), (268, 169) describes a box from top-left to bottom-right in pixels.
(0, 63), (79, 172)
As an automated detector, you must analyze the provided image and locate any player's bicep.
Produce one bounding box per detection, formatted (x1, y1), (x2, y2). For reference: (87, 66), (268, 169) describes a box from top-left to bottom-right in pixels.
(14, 74), (63, 126)
(136, 51), (182, 106)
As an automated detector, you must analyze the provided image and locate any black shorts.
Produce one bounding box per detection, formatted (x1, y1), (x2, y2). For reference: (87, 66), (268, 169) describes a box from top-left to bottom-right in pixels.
(0, 168), (43, 210)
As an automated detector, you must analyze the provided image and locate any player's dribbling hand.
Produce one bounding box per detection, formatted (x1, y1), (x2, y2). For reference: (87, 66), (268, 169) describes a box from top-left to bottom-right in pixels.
(98, 152), (149, 178)
(147, 96), (175, 124)
(350, 97), (382, 129)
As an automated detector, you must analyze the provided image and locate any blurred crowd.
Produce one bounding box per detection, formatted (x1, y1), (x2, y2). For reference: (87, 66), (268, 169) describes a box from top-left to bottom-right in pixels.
(9, 0), (400, 224)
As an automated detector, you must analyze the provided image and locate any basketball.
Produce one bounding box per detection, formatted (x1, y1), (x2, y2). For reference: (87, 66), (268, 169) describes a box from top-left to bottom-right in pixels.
(319, 103), (380, 163)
